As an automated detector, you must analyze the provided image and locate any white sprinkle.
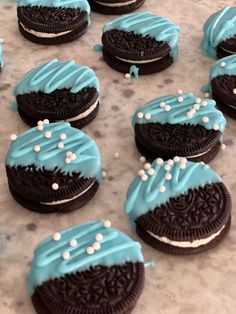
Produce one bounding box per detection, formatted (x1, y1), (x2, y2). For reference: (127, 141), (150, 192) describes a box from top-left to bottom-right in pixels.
(57, 142), (64, 149)
(202, 116), (209, 123)
(70, 153), (77, 161)
(53, 232), (61, 241)
(156, 158), (163, 165)
(147, 168), (155, 176)
(164, 164), (171, 171)
(187, 111), (193, 118)
(164, 105), (171, 111)
(125, 73), (131, 79)
(193, 104), (200, 110)
(70, 239), (78, 247)
(66, 151), (73, 157)
(213, 123), (220, 131)
(177, 89), (183, 94)
(34, 145), (40, 152)
(37, 120), (43, 126)
(179, 162), (186, 169)
(221, 143), (226, 150)
(167, 159), (174, 165)
(95, 233), (103, 241)
(144, 163), (151, 170)
(102, 171), (107, 178)
(60, 133), (67, 140)
(165, 173), (172, 180)
(233, 88), (236, 95)
(137, 112), (144, 119)
(159, 185), (166, 193)
(114, 152), (120, 159)
(44, 131), (52, 138)
(138, 169), (145, 176)
(220, 61), (226, 67)
(93, 242), (101, 251)
(43, 119), (49, 124)
(202, 100), (208, 107)
(65, 158), (71, 164)
(173, 156), (180, 163)
(52, 183), (59, 190)
(200, 162), (205, 165)
(37, 125), (44, 131)
(204, 93), (210, 98)
(140, 156), (146, 163)
(62, 251), (70, 260)
(87, 247), (95, 255)
(141, 174), (148, 181)
(178, 96), (183, 103)
(195, 98), (201, 104)
(190, 108), (196, 114)
(104, 220), (111, 228)
(145, 113), (151, 120)
(181, 157), (187, 163)
(160, 102), (166, 108)
(10, 134), (17, 141)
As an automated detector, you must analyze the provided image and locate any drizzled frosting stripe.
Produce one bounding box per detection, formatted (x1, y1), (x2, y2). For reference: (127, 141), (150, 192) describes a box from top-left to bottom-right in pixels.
(17, 0), (91, 11)
(201, 6), (236, 57)
(103, 12), (180, 59)
(6, 122), (101, 179)
(14, 59), (99, 95)
(124, 159), (222, 224)
(27, 220), (143, 295)
(132, 92), (226, 131)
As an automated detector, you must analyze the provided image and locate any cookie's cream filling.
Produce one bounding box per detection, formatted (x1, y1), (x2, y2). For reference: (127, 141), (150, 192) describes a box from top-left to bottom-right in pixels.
(66, 99), (99, 122)
(20, 22), (73, 38)
(41, 180), (95, 205)
(147, 225), (225, 248)
(115, 55), (164, 64)
(220, 46), (236, 54)
(94, 0), (137, 7)
(186, 147), (212, 159)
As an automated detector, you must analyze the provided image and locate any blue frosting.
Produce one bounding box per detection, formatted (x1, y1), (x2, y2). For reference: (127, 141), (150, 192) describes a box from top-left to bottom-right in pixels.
(103, 12), (180, 59)
(125, 159), (222, 225)
(17, 0), (90, 11)
(201, 6), (236, 57)
(132, 92), (226, 132)
(14, 59), (99, 95)
(0, 39), (3, 68)
(5, 121), (101, 180)
(27, 220), (143, 295)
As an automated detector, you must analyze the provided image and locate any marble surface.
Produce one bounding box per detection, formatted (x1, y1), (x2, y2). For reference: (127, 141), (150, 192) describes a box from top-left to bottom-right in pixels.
(0, 0), (236, 313)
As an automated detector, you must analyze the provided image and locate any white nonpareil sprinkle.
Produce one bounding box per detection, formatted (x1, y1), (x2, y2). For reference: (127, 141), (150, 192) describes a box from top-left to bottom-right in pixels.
(52, 183), (59, 190)
(160, 102), (166, 108)
(10, 134), (17, 141)
(37, 120), (43, 126)
(220, 61), (226, 67)
(165, 173), (172, 180)
(66, 151), (73, 157)
(164, 105), (171, 111)
(213, 123), (220, 131)
(60, 133), (67, 140)
(233, 88), (236, 95)
(147, 168), (155, 176)
(159, 185), (166, 193)
(62, 251), (70, 260)
(70, 239), (78, 247)
(93, 242), (101, 251)
(37, 125), (44, 131)
(178, 96), (183, 103)
(87, 247), (95, 255)
(95, 233), (103, 241)
(141, 174), (148, 181)
(58, 142), (64, 149)
(139, 156), (146, 163)
(70, 153), (77, 161)
(156, 158), (163, 165)
(187, 111), (193, 118)
(65, 158), (71, 164)
(177, 89), (183, 94)
(167, 159), (174, 165)
(179, 162), (186, 169)
(173, 156), (180, 162)
(53, 232), (61, 241)
(202, 100), (208, 107)
(125, 73), (131, 79)
(102, 171), (107, 178)
(34, 145), (40, 152)
(104, 220), (111, 228)
(221, 143), (226, 150)
(145, 113), (151, 120)
(164, 164), (171, 171)
(138, 169), (145, 176)
(43, 119), (49, 124)
(44, 131), (52, 138)
(193, 104), (200, 110)
(144, 163), (151, 170)
(114, 152), (120, 159)
(202, 116), (209, 123)
(195, 98), (201, 104)
(137, 112), (144, 119)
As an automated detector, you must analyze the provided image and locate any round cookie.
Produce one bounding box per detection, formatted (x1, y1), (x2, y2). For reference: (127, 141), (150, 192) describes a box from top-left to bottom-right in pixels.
(125, 159), (231, 255)
(16, 0), (91, 45)
(102, 12), (180, 75)
(201, 6), (236, 59)
(132, 92), (226, 163)
(28, 220), (145, 314)
(88, 0), (145, 15)
(14, 59), (100, 128)
(0, 38), (3, 71)
(203, 55), (236, 119)
(5, 121), (101, 214)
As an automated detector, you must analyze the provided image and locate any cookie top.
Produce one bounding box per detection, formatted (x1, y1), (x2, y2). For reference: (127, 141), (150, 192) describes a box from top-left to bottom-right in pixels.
(17, 0), (91, 12)
(27, 220), (143, 295)
(125, 159), (222, 224)
(103, 11), (180, 59)
(6, 121), (101, 179)
(201, 6), (236, 57)
(0, 38), (3, 67)
(132, 92), (226, 132)
(14, 59), (99, 96)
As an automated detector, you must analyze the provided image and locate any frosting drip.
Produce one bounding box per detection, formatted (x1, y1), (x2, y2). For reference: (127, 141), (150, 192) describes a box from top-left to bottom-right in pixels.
(6, 121), (101, 179)
(124, 159), (222, 224)
(201, 6), (236, 57)
(103, 12), (180, 59)
(27, 220), (143, 295)
(132, 92), (226, 131)
(17, 0), (91, 11)
(14, 59), (99, 95)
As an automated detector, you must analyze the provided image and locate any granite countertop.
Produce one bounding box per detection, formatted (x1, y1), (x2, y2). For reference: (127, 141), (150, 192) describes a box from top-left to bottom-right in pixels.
(0, 0), (236, 313)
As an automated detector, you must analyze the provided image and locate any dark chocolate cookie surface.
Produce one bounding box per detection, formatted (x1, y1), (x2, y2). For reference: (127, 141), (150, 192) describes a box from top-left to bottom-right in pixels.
(89, 0), (145, 15)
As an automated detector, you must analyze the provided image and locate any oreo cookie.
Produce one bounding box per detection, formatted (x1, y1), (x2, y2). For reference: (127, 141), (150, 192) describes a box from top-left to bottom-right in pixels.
(14, 59), (100, 128)
(5, 121), (101, 214)
(28, 220), (145, 314)
(0, 38), (3, 71)
(88, 0), (145, 15)
(16, 0), (91, 45)
(102, 12), (180, 75)
(203, 55), (236, 119)
(125, 159), (231, 255)
(201, 6), (236, 59)
(132, 92), (226, 163)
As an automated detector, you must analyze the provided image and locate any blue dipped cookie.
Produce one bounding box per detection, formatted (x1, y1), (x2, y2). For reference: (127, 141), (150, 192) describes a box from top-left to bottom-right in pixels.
(16, 0), (91, 45)
(28, 220), (145, 313)
(124, 158), (231, 255)
(101, 11), (180, 75)
(5, 121), (101, 213)
(14, 59), (100, 129)
(132, 92), (226, 163)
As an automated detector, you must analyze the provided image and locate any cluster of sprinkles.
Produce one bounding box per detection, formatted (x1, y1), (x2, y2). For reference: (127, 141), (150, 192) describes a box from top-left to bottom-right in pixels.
(52, 220), (112, 260)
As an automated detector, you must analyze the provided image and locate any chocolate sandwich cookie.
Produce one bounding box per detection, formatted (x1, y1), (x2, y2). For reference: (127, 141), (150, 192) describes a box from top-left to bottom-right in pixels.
(125, 159), (231, 255)
(203, 55), (236, 119)
(0, 38), (3, 71)
(14, 59), (100, 128)
(102, 12), (180, 75)
(28, 220), (145, 314)
(5, 121), (101, 214)
(132, 92), (226, 163)
(201, 6), (236, 59)
(17, 0), (90, 45)
(89, 0), (145, 15)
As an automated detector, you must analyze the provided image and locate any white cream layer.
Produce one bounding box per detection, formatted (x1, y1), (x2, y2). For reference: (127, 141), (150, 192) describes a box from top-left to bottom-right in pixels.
(95, 0), (137, 7)
(186, 147), (212, 159)
(220, 47), (236, 54)
(115, 55), (164, 64)
(20, 22), (73, 38)
(41, 180), (95, 205)
(66, 99), (99, 122)
(147, 225), (225, 248)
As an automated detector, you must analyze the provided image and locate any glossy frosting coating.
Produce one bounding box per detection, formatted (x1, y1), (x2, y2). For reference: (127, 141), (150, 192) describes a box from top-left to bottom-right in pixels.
(0, 38), (3, 67)
(14, 59), (99, 95)
(17, 0), (91, 11)
(27, 220), (143, 295)
(125, 159), (222, 224)
(132, 92), (226, 131)
(6, 122), (101, 179)
(201, 6), (236, 57)
(103, 12), (180, 59)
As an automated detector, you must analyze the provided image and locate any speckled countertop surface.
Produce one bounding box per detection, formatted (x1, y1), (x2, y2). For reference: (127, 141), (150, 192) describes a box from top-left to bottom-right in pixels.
(0, 0), (236, 313)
